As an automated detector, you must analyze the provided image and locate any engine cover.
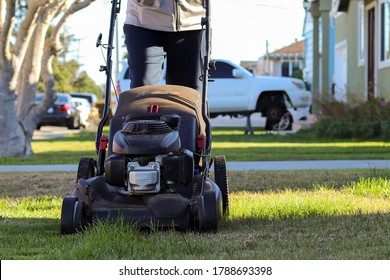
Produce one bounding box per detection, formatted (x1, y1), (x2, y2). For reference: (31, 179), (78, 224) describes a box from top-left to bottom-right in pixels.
(112, 120), (181, 155)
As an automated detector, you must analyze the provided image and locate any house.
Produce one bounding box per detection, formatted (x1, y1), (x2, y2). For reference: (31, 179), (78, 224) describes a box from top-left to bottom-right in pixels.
(303, 0), (390, 104)
(256, 40), (305, 78)
(240, 60), (258, 74)
(240, 40), (305, 78)
(333, 0), (390, 103)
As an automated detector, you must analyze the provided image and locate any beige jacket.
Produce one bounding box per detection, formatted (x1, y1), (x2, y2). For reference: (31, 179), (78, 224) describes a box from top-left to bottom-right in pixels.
(125, 0), (205, 32)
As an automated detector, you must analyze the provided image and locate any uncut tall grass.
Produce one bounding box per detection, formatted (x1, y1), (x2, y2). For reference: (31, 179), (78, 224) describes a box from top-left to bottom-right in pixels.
(1, 173), (390, 259)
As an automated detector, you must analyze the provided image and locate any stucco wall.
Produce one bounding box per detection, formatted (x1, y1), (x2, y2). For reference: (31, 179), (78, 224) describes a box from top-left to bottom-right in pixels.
(377, 68), (390, 99)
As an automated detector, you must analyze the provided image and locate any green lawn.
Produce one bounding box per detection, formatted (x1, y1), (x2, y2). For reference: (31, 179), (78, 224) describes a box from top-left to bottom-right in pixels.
(0, 128), (389, 165)
(1, 169), (390, 259)
(1, 128), (389, 259)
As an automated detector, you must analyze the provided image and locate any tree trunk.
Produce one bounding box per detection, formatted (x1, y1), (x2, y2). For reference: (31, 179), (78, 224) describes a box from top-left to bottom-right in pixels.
(15, 5), (57, 157)
(0, 0), (94, 158)
(0, 88), (27, 157)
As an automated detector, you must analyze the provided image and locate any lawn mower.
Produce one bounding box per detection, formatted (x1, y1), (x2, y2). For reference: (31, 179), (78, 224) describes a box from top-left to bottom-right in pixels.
(60, 0), (229, 234)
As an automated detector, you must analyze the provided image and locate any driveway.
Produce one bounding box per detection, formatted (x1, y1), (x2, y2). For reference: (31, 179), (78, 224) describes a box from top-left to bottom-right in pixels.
(33, 126), (80, 140)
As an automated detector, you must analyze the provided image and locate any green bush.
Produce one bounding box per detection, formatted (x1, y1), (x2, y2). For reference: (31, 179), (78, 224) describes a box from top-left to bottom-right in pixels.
(309, 98), (390, 139)
(380, 120), (390, 139)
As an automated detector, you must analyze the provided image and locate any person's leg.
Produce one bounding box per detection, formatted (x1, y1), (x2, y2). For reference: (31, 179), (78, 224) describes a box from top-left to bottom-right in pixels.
(123, 24), (166, 89)
(165, 30), (203, 92)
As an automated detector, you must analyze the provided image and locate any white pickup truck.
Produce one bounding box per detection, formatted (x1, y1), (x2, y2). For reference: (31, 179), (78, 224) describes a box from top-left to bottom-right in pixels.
(116, 59), (312, 130)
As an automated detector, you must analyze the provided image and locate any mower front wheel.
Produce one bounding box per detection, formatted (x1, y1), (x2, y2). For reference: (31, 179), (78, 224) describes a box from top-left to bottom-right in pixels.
(60, 196), (87, 234)
(197, 191), (218, 233)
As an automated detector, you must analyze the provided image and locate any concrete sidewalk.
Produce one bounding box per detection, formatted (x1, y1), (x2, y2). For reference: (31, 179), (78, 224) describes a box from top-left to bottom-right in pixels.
(1, 160), (389, 172)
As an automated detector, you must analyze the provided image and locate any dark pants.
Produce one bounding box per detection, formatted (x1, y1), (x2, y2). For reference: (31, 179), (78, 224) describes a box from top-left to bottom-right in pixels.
(123, 24), (203, 92)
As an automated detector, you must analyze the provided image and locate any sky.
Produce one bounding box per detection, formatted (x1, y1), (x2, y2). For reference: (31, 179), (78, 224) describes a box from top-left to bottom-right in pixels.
(66, 0), (306, 84)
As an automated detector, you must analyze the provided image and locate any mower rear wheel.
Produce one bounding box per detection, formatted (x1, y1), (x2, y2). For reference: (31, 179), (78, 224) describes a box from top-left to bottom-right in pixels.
(214, 155), (229, 216)
(60, 196), (86, 234)
(76, 157), (97, 182)
(197, 191), (218, 233)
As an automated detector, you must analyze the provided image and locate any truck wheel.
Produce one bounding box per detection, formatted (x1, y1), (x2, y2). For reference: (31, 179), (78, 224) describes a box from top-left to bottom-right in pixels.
(265, 106), (293, 131)
(265, 106), (282, 130)
(266, 109), (293, 131)
(266, 106), (282, 122)
(276, 111), (293, 131)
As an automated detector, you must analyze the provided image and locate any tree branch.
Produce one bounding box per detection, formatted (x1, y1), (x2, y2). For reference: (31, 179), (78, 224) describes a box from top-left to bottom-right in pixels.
(51, 0), (95, 55)
(17, 0), (67, 119)
(41, 0), (95, 96)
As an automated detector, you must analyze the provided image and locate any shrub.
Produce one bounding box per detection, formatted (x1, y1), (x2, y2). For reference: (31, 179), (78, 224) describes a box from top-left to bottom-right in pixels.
(308, 98), (390, 139)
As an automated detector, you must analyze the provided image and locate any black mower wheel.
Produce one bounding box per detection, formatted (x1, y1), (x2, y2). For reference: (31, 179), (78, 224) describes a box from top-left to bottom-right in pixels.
(76, 157), (96, 183)
(214, 155), (229, 216)
(197, 191), (218, 233)
(60, 196), (86, 234)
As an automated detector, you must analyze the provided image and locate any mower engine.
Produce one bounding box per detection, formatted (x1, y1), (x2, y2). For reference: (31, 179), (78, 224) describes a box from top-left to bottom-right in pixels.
(105, 115), (195, 196)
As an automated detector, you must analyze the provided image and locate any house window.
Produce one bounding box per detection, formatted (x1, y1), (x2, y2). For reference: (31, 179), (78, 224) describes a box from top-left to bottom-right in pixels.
(292, 61), (300, 76)
(281, 61), (301, 77)
(281, 62), (289, 77)
(379, 0), (390, 67)
(358, 0), (365, 65)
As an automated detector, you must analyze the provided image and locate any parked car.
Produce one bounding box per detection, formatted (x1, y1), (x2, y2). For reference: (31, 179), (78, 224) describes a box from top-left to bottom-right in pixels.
(69, 92), (98, 107)
(71, 97), (92, 127)
(35, 93), (81, 130)
(116, 59), (312, 130)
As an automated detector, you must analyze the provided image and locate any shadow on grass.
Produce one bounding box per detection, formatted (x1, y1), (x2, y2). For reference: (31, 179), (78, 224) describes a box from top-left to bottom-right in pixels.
(0, 217), (65, 260)
(2, 212), (390, 260)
